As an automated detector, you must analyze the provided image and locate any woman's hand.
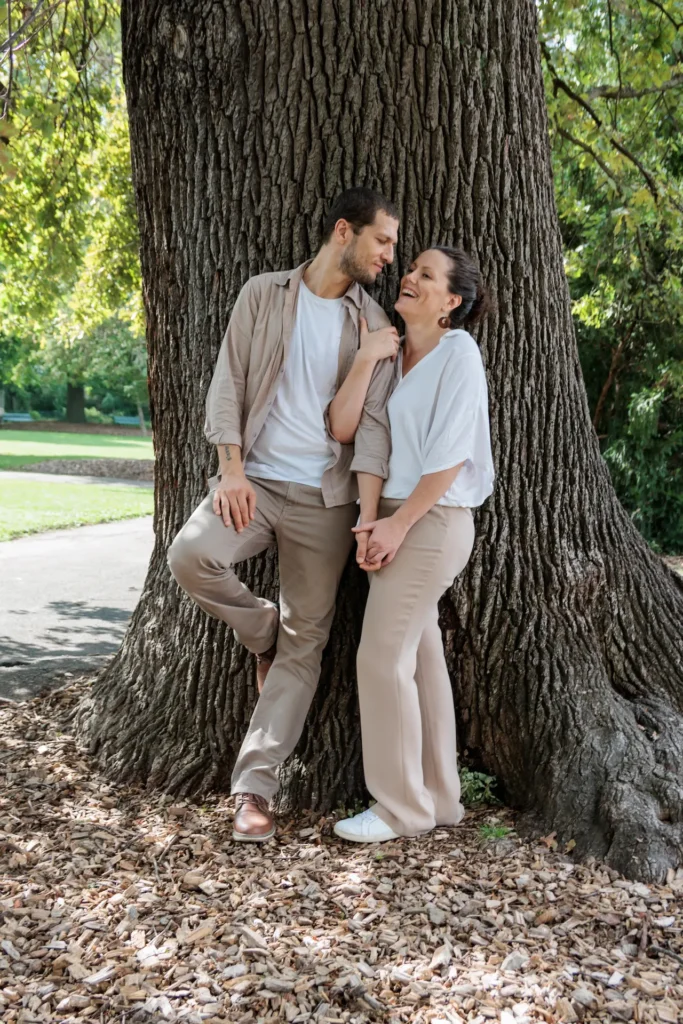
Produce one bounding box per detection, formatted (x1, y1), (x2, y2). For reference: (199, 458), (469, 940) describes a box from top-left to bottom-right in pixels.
(358, 317), (400, 364)
(352, 513), (409, 569)
(327, 321), (398, 444)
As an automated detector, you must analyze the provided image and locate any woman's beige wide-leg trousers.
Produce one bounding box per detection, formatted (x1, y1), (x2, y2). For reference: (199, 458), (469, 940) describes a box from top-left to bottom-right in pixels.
(357, 499), (475, 836)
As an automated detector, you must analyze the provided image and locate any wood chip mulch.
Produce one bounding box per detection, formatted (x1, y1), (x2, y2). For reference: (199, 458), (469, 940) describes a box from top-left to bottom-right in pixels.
(19, 459), (154, 481)
(0, 424), (146, 438)
(1, 681), (682, 1024)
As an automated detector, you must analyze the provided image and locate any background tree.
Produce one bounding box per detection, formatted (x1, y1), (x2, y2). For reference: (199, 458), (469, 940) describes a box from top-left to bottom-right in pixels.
(0, 0), (145, 422)
(539, 0), (683, 551)
(73, 0), (683, 883)
(3, 3), (681, 506)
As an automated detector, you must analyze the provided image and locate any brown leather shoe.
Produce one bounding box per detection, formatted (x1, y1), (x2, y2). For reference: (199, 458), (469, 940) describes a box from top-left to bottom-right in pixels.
(255, 642), (277, 694)
(232, 793), (275, 842)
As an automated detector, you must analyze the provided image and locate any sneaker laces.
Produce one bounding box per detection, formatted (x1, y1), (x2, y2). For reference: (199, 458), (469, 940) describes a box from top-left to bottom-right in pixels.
(355, 807), (380, 824)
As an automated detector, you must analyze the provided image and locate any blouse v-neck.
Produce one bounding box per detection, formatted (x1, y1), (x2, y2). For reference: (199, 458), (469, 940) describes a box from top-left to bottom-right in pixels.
(399, 336), (445, 381)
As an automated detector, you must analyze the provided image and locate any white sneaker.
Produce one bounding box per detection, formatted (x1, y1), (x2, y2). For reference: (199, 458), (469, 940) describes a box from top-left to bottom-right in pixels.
(334, 807), (400, 843)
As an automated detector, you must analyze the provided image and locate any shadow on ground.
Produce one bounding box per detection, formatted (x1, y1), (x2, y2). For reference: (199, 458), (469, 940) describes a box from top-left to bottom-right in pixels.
(0, 516), (153, 701)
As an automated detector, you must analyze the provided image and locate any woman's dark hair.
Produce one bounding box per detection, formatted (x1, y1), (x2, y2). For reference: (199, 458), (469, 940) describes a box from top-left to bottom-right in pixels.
(321, 187), (399, 242)
(432, 246), (491, 330)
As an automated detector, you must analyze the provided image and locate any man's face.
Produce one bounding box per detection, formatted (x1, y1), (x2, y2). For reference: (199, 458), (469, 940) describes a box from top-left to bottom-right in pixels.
(338, 211), (399, 286)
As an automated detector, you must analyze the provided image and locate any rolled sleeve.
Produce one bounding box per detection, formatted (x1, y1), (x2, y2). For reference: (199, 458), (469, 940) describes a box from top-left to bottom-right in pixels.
(204, 282), (258, 447)
(351, 354), (396, 479)
(204, 423), (244, 448)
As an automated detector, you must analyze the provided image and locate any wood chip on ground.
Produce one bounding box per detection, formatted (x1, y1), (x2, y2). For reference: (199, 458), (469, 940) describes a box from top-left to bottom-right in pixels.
(1, 680), (681, 1023)
(16, 459), (154, 481)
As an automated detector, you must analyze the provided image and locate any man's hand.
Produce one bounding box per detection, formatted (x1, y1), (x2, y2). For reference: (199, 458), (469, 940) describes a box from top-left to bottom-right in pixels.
(358, 317), (400, 363)
(352, 514), (409, 570)
(213, 470), (257, 531)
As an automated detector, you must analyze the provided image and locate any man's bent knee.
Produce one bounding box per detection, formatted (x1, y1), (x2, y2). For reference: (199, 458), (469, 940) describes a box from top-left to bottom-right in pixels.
(167, 529), (205, 591)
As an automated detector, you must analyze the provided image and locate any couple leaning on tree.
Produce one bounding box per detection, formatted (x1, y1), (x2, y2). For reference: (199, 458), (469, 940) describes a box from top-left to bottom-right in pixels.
(168, 187), (494, 845)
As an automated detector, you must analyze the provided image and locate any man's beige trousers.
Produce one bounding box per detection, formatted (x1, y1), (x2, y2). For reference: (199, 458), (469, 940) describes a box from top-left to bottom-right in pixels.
(357, 500), (475, 837)
(168, 478), (356, 798)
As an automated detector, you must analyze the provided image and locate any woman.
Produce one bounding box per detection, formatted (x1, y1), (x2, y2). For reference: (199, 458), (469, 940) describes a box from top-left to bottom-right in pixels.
(331, 246), (494, 842)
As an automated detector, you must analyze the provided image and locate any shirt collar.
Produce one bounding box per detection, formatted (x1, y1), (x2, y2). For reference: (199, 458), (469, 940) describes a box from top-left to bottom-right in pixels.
(276, 260), (364, 310)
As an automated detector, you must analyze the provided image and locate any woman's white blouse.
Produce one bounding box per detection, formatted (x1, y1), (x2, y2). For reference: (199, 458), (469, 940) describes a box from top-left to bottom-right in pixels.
(382, 330), (494, 508)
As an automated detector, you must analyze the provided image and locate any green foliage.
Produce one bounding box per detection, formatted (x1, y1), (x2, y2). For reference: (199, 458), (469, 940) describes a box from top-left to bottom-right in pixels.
(603, 370), (683, 550)
(333, 799), (367, 820)
(479, 823), (513, 841)
(84, 406), (113, 424)
(539, 0), (683, 551)
(0, 1), (145, 417)
(1, 2), (121, 320)
(0, 332), (35, 388)
(460, 769), (501, 807)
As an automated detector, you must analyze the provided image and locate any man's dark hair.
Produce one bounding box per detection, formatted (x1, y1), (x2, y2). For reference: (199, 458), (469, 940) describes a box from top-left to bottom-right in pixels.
(321, 187), (399, 243)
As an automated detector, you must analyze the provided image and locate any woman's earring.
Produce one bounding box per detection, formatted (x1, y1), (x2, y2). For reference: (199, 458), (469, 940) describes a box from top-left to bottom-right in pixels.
(438, 315), (451, 329)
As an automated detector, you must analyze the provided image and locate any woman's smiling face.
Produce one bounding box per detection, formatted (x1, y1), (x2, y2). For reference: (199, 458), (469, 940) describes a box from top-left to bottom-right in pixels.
(394, 249), (461, 326)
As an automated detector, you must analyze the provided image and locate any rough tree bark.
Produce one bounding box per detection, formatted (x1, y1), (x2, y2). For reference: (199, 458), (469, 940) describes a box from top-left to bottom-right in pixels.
(77, 0), (683, 882)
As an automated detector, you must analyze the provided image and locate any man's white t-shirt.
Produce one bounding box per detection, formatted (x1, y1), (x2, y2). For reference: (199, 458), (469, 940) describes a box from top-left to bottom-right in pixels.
(382, 330), (495, 508)
(244, 281), (344, 488)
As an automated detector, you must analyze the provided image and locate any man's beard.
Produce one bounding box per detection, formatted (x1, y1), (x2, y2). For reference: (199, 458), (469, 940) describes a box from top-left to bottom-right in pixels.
(339, 239), (376, 287)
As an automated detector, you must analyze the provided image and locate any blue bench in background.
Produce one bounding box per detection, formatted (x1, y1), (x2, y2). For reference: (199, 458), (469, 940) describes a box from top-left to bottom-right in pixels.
(1, 412), (33, 422)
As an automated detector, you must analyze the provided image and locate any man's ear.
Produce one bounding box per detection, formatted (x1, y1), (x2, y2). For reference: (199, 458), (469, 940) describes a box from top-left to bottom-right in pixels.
(335, 218), (351, 245)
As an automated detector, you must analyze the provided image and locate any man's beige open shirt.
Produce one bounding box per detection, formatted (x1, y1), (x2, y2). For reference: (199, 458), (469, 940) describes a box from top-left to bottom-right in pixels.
(205, 261), (396, 507)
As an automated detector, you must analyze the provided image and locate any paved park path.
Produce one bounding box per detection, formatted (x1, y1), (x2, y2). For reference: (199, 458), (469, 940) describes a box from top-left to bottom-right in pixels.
(0, 517), (154, 701)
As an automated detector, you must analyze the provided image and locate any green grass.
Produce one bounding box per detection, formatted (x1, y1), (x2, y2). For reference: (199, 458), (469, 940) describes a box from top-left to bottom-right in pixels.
(0, 454), (61, 471)
(0, 478), (153, 541)
(479, 824), (513, 841)
(0, 429), (153, 463)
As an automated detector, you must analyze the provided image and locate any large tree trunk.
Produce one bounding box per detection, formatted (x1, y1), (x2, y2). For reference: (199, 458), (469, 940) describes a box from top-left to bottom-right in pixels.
(66, 382), (86, 423)
(77, 0), (683, 882)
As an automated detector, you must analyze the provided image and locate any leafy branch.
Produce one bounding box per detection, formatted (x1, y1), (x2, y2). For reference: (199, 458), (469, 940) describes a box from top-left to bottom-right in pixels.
(642, 0), (683, 31)
(0, 1), (58, 57)
(540, 39), (664, 202)
(587, 75), (683, 100)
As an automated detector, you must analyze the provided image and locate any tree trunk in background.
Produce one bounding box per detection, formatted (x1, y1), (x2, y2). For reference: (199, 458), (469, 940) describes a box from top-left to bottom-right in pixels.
(77, 0), (683, 882)
(137, 402), (147, 436)
(66, 383), (86, 423)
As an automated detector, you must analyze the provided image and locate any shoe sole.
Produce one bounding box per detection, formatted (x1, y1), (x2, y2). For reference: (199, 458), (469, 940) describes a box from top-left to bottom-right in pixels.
(333, 827), (398, 843)
(232, 828), (275, 843)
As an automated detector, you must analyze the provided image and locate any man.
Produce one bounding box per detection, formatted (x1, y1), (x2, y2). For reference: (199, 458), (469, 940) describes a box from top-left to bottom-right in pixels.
(168, 187), (400, 842)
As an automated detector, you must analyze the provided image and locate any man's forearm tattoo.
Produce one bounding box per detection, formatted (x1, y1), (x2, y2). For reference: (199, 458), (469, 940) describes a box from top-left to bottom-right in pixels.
(224, 445), (232, 461)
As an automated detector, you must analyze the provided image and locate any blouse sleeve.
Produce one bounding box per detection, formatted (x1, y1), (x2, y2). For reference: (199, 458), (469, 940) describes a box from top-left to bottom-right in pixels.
(422, 350), (489, 475)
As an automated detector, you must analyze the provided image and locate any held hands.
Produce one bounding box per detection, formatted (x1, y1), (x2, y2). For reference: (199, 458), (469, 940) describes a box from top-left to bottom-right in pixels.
(212, 469), (257, 531)
(353, 514), (409, 571)
(359, 317), (400, 363)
